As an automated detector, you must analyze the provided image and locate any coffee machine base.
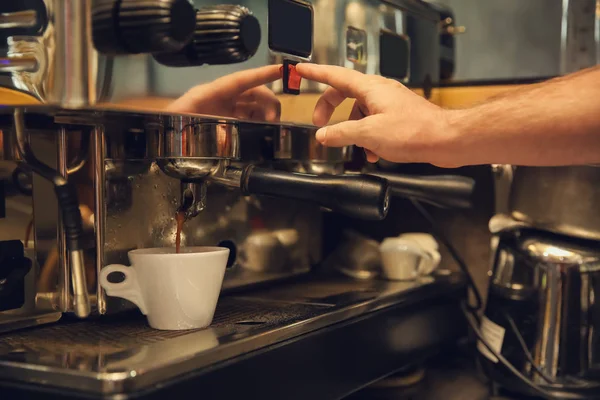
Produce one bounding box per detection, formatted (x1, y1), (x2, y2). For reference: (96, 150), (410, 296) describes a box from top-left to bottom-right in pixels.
(0, 272), (466, 400)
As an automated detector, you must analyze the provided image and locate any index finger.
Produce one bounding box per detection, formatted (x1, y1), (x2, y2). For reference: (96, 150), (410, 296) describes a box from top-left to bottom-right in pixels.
(295, 63), (376, 100)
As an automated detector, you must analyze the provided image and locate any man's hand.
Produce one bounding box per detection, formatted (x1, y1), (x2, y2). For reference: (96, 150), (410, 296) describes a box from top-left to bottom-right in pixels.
(298, 63), (600, 168)
(167, 65), (282, 122)
(296, 63), (460, 166)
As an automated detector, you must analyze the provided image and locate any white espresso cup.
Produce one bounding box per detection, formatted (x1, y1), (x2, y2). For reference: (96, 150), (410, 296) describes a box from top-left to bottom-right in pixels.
(99, 246), (229, 330)
(379, 234), (441, 281)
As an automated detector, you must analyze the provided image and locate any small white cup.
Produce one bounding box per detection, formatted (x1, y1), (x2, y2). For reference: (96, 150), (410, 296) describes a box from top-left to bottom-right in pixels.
(99, 246), (229, 330)
(379, 234), (441, 281)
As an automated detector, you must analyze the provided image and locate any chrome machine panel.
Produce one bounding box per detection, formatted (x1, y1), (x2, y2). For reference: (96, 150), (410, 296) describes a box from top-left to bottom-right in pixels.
(0, 0), (444, 329)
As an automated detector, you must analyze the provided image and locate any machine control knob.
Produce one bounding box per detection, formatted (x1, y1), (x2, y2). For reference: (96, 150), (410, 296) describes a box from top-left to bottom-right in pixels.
(153, 5), (261, 67)
(92, 0), (196, 55)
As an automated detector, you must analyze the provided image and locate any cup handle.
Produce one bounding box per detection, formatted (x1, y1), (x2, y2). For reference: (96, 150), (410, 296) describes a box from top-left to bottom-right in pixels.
(418, 250), (441, 276)
(99, 265), (148, 315)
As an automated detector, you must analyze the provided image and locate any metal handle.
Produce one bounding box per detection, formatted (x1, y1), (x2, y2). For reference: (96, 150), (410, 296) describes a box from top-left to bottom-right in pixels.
(368, 172), (475, 209)
(0, 56), (38, 72)
(0, 10), (37, 29)
(241, 166), (390, 220)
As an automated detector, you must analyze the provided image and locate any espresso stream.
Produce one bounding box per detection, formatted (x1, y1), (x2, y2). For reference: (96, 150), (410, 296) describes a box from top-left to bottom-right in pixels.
(175, 211), (186, 253)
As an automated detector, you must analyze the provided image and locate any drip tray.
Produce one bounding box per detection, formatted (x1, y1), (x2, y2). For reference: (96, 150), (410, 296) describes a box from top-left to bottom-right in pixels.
(0, 274), (466, 398)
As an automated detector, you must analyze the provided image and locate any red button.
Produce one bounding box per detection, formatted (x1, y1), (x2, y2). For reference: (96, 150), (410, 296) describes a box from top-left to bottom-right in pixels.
(279, 64), (302, 92)
(287, 64), (302, 90)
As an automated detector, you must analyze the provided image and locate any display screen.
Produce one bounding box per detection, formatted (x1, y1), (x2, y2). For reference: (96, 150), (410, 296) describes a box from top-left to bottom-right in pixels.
(268, 0), (313, 58)
(379, 29), (410, 81)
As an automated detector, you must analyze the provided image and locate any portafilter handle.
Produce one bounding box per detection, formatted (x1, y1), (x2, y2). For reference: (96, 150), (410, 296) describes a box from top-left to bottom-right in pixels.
(368, 172), (475, 209)
(240, 166), (390, 220)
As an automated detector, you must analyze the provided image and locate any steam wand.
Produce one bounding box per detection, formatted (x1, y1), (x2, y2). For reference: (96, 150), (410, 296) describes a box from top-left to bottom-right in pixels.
(12, 109), (91, 318)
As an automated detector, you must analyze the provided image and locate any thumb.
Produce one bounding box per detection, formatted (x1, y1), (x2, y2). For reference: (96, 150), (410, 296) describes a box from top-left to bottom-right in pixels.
(315, 117), (381, 150)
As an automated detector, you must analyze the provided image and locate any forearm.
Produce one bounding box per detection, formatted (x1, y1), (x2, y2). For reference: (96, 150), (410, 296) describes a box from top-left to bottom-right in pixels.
(447, 66), (600, 166)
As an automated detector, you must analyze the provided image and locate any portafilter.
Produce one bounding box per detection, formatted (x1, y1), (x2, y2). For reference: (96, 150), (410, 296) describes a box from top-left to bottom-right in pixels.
(156, 120), (390, 221)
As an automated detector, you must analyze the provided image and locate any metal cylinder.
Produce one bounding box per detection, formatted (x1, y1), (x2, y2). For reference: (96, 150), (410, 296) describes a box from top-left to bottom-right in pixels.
(509, 166), (600, 241)
(47, 0), (96, 107)
(0, 56), (38, 73)
(0, 10), (37, 29)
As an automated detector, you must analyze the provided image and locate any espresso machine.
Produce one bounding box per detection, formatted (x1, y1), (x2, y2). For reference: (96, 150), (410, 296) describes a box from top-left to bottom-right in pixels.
(0, 1), (473, 398)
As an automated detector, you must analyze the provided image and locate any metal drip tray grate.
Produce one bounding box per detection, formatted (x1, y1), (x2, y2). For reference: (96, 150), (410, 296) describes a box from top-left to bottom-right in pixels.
(0, 275), (457, 396)
(0, 298), (325, 358)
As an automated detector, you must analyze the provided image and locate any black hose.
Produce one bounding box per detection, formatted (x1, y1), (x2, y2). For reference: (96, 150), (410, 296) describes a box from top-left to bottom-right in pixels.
(462, 303), (590, 400)
(410, 198), (483, 314)
(13, 109), (84, 253)
(502, 310), (557, 384)
(54, 183), (84, 251)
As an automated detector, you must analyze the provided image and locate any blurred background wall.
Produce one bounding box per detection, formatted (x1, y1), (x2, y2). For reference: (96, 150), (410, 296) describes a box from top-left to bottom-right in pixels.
(435, 0), (563, 81)
(146, 0), (566, 94)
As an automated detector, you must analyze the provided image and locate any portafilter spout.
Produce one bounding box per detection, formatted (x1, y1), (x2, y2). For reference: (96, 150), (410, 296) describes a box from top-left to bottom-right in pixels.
(178, 181), (206, 220)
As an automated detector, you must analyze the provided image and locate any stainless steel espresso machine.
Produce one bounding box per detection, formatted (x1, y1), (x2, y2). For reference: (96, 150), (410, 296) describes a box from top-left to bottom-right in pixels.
(0, 1), (473, 398)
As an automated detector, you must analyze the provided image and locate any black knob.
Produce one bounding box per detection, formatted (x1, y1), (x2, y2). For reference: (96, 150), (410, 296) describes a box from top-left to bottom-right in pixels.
(153, 5), (261, 67)
(92, 0), (196, 55)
